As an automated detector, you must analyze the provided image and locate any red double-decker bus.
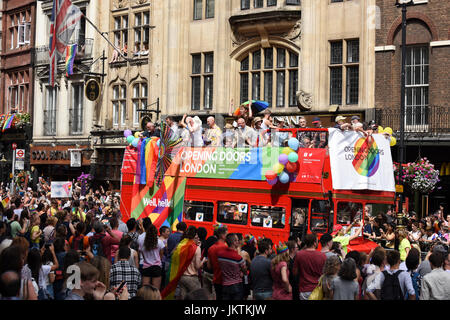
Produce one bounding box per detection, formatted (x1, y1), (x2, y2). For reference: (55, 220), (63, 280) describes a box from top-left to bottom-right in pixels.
(121, 128), (395, 253)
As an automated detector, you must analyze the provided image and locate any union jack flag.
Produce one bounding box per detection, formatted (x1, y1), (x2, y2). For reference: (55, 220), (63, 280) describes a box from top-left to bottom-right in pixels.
(49, 0), (83, 86)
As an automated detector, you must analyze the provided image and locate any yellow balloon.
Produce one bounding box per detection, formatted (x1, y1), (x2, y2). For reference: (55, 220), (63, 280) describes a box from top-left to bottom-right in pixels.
(273, 163), (285, 174)
(384, 127), (393, 135)
(134, 132), (140, 138)
(282, 147), (294, 155)
(390, 136), (397, 147)
(377, 126), (384, 133)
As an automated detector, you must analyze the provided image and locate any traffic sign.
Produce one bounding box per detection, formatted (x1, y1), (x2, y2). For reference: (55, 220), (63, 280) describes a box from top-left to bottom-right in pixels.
(12, 143), (17, 150)
(16, 149), (25, 160)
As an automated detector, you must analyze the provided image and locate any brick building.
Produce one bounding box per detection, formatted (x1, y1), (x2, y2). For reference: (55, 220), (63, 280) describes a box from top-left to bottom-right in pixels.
(0, 0), (35, 182)
(374, 0), (450, 214)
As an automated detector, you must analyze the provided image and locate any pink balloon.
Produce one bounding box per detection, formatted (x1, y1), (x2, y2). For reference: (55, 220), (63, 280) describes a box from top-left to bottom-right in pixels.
(265, 170), (277, 181)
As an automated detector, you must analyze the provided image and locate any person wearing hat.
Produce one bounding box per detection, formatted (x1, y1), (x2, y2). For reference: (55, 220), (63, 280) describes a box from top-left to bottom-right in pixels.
(272, 119), (289, 147)
(351, 115), (368, 136)
(311, 117), (328, 148)
(251, 117), (268, 147)
(334, 115), (351, 131)
(271, 243), (292, 300)
(331, 218), (364, 255)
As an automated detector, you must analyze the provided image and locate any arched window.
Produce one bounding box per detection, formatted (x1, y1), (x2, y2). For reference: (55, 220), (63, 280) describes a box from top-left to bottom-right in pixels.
(239, 47), (298, 108)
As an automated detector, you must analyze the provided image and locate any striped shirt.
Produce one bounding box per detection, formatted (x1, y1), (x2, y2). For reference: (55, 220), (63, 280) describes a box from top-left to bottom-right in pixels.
(217, 247), (245, 286)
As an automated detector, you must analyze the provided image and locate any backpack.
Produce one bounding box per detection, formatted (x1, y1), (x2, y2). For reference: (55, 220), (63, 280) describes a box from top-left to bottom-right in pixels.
(90, 234), (106, 257)
(380, 270), (404, 300)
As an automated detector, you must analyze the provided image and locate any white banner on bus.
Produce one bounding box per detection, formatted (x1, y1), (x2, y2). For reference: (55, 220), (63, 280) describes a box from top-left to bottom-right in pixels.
(51, 181), (73, 198)
(328, 128), (395, 192)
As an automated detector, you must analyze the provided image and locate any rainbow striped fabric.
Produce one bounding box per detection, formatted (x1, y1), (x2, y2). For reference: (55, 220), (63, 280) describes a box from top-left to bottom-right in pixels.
(65, 44), (77, 76)
(1, 197), (9, 208)
(2, 114), (15, 132)
(161, 238), (198, 300)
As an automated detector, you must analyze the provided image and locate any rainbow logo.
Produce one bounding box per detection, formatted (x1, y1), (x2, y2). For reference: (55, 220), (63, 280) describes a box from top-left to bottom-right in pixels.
(352, 136), (380, 177)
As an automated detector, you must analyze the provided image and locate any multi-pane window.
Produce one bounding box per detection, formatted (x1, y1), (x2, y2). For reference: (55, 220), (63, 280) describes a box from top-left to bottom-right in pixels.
(70, 83), (84, 135)
(329, 39), (359, 105)
(44, 86), (57, 136)
(286, 0), (300, 4)
(112, 85), (127, 126)
(240, 47), (298, 108)
(9, 11), (31, 49)
(113, 15), (128, 50)
(8, 71), (29, 113)
(267, 0), (277, 6)
(405, 46), (429, 127)
(134, 11), (150, 55)
(191, 53), (214, 110)
(194, 0), (214, 20)
(132, 82), (148, 127)
(254, 0), (264, 8)
(241, 0), (250, 10)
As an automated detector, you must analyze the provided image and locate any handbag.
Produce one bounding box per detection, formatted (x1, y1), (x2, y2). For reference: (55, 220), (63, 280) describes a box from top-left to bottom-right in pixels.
(308, 275), (324, 300)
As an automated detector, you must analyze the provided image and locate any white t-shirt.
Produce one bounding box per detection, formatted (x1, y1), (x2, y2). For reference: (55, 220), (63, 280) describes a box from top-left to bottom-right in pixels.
(138, 236), (165, 269)
(14, 209), (22, 220)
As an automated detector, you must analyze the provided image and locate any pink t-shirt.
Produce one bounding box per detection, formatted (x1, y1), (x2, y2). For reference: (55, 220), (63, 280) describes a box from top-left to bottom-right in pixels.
(139, 238), (165, 268)
(110, 230), (123, 261)
(271, 261), (291, 300)
(294, 249), (326, 293)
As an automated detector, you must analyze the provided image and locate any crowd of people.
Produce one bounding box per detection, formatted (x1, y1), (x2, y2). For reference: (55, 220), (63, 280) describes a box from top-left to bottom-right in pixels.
(0, 180), (448, 300)
(141, 101), (387, 149)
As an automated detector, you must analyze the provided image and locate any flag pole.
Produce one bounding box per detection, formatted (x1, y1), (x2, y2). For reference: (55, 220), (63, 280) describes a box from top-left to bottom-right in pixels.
(82, 13), (129, 62)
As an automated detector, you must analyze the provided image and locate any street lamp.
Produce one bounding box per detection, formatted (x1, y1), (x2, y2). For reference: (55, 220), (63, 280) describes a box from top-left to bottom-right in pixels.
(395, 0), (414, 217)
(0, 155), (7, 185)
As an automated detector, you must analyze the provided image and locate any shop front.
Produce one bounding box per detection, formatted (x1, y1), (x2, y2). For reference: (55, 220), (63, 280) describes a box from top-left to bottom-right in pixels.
(30, 144), (92, 183)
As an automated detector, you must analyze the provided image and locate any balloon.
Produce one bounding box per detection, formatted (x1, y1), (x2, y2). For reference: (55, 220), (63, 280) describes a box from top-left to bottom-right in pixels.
(126, 135), (135, 144)
(282, 147), (294, 155)
(278, 154), (289, 165)
(288, 138), (300, 151)
(124, 129), (132, 137)
(279, 171), (290, 184)
(273, 163), (284, 174)
(377, 126), (384, 133)
(288, 152), (299, 163)
(390, 136), (397, 147)
(267, 177), (278, 186)
(265, 170), (277, 181)
(384, 127), (393, 135)
(285, 161), (298, 173)
(134, 132), (141, 138)
(131, 138), (139, 148)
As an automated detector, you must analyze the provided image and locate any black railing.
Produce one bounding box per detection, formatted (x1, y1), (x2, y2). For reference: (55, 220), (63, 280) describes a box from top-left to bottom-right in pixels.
(375, 105), (450, 135)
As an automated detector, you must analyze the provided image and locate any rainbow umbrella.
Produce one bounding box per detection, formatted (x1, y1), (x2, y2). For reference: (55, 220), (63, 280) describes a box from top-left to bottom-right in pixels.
(233, 100), (269, 116)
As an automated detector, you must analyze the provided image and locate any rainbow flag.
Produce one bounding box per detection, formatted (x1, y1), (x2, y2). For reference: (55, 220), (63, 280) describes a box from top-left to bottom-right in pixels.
(161, 238), (198, 300)
(2, 114), (15, 132)
(1, 197), (9, 208)
(65, 44), (77, 76)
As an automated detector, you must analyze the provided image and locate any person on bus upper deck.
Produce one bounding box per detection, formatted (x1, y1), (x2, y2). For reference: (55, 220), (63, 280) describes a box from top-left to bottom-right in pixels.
(293, 233), (326, 300)
(204, 116), (223, 147)
(142, 122), (161, 139)
(165, 116), (180, 140)
(334, 116), (352, 131)
(296, 116), (311, 148)
(272, 119), (289, 147)
(311, 117), (328, 148)
(250, 117), (268, 147)
(233, 118), (253, 147)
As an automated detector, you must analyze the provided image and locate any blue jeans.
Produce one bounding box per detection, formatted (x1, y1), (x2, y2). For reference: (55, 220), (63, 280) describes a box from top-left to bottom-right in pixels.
(253, 290), (273, 300)
(222, 283), (244, 301)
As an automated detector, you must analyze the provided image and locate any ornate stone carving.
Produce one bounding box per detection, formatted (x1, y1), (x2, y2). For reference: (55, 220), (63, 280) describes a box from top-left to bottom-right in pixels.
(280, 21), (302, 41)
(135, 0), (148, 5)
(113, 0), (128, 9)
(296, 90), (313, 111)
(231, 31), (252, 47)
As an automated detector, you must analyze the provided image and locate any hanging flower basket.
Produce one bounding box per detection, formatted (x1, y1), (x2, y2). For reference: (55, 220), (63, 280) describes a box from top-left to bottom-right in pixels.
(399, 158), (440, 194)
